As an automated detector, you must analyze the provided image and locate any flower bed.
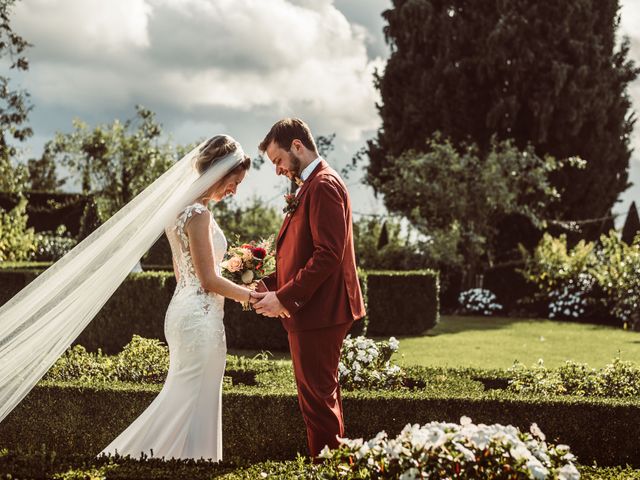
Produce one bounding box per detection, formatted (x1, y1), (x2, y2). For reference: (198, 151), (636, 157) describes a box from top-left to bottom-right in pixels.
(320, 417), (579, 479)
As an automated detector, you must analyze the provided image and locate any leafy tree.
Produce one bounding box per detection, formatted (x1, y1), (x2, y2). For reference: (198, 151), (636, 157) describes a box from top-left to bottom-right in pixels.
(352, 216), (455, 270)
(0, 0), (37, 261)
(621, 201), (640, 245)
(368, 0), (639, 238)
(214, 196), (282, 244)
(47, 106), (180, 219)
(370, 134), (576, 284)
(0, 0), (31, 194)
(0, 0), (32, 169)
(27, 149), (65, 191)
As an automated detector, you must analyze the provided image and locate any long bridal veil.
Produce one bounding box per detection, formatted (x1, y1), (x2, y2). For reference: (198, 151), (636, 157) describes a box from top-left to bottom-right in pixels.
(0, 137), (246, 423)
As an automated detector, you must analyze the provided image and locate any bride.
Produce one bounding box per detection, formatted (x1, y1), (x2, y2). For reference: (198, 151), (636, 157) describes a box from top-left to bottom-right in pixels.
(100, 135), (260, 461)
(0, 134), (259, 462)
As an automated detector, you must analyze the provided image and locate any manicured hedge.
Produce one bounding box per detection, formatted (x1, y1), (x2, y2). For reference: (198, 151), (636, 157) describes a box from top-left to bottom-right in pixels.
(1, 370), (639, 467)
(1, 450), (638, 480)
(0, 267), (436, 353)
(365, 270), (439, 335)
(0, 191), (94, 236)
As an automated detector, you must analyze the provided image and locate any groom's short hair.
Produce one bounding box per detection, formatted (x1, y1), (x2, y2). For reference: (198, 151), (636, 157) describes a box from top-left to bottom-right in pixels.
(259, 118), (318, 154)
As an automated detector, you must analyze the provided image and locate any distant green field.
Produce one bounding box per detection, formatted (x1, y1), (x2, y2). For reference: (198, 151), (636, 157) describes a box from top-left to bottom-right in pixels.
(390, 315), (640, 369)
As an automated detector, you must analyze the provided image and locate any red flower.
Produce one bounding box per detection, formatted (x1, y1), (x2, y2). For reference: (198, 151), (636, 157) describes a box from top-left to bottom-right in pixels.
(252, 247), (267, 259)
(241, 243), (253, 249)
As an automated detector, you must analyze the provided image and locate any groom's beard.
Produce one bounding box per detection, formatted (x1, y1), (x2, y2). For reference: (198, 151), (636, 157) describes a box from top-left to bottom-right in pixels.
(287, 151), (302, 179)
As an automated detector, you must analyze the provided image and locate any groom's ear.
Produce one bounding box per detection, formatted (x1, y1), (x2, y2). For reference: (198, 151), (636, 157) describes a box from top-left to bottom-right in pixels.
(291, 139), (304, 153)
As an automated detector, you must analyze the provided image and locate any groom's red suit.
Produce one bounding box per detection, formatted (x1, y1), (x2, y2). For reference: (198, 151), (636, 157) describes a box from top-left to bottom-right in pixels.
(262, 159), (365, 456)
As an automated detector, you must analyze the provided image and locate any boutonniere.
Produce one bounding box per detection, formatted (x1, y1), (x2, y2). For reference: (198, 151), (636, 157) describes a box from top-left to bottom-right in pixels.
(283, 193), (299, 215)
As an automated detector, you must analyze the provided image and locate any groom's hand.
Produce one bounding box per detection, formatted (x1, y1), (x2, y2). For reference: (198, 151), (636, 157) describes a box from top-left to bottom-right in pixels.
(253, 292), (290, 318)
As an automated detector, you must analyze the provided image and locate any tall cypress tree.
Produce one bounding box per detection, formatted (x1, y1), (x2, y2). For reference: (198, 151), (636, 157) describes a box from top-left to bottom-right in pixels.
(622, 201), (640, 245)
(367, 0), (638, 240)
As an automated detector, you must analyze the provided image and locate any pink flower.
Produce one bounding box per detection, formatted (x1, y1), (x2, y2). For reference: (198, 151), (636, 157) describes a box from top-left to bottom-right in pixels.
(226, 256), (243, 272)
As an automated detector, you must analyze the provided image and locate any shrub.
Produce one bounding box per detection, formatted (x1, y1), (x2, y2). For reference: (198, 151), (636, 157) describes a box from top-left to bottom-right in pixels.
(0, 449), (639, 479)
(521, 232), (640, 326)
(365, 270), (439, 335)
(45, 337), (169, 384)
(339, 336), (403, 390)
(33, 225), (78, 261)
(548, 273), (595, 320)
(319, 417), (579, 480)
(458, 288), (503, 316)
(0, 197), (37, 262)
(4, 370), (640, 466)
(508, 358), (640, 398)
(0, 269), (437, 352)
(591, 231), (640, 326)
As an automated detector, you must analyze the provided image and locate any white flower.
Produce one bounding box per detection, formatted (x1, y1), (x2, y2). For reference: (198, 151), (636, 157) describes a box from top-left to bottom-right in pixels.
(510, 444), (532, 461)
(558, 463), (580, 480)
(318, 445), (332, 458)
(241, 269), (255, 284)
(530, 423), (546, 441)
(526, 458), (549, 480)
(454, 442), (476, 462)
(399, 468), (420, 480)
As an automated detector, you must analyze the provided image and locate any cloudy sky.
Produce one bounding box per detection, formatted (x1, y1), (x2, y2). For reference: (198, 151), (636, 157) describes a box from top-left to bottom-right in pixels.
(4, 0), (640, 223)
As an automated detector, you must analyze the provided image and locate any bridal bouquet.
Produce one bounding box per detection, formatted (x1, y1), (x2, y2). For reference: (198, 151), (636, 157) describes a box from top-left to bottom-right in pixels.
(221, 236), (276, 296)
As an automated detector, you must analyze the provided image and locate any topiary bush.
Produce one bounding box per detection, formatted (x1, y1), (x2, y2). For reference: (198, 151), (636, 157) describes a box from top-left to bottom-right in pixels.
(0, 269), (437, 352)
(1, 448), (639, 479)
(3, 375), (640, 467)
(365, 270), (439, 335)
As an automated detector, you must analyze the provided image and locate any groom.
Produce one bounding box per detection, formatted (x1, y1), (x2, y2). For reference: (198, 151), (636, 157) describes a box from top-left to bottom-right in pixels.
(252, 118), (366, 458)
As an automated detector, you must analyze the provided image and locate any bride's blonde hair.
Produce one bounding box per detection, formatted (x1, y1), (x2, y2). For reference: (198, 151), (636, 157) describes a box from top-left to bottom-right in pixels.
(195, 134), (251, 175)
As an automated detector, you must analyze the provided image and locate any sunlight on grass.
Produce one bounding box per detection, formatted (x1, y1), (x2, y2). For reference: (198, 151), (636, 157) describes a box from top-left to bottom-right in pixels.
(388, 315), (640, 369)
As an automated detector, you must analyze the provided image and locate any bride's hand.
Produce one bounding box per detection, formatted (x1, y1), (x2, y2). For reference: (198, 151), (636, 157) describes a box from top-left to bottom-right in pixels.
(249, 291), (267, 305)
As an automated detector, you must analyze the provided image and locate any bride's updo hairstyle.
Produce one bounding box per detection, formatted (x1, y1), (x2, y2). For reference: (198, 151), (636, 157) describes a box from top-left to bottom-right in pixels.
(195, 134), (251, 176)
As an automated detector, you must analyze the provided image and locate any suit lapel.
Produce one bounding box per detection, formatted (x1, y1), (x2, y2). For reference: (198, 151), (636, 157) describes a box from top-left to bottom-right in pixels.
(277, 160), (328, 246)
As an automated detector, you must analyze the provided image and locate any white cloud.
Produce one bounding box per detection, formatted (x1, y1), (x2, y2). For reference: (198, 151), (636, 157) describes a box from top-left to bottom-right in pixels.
(12, 0), (382, 142)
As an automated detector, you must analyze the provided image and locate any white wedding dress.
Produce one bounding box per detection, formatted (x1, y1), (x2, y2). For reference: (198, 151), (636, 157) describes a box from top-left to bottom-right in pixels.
(100, 203), (228, 461)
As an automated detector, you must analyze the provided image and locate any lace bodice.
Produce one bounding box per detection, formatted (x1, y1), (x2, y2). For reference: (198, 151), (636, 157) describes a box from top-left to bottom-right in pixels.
(166, 203), (227, 292)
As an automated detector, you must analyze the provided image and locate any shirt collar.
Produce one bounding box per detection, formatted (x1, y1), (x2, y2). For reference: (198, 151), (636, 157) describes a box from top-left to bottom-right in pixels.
(300, 156), (322, 182)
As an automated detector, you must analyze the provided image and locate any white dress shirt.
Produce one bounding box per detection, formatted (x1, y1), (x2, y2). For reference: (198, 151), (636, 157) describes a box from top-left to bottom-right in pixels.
(296, 156), (322, 195)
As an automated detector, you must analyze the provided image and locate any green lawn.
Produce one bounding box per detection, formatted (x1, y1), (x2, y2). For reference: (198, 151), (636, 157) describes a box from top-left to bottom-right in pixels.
(229, 315), (640, 370)
(390, 315), (640, 369)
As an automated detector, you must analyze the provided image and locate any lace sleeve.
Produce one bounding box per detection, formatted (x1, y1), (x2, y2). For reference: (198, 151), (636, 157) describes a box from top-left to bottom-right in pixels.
(175, 204), (210, 249)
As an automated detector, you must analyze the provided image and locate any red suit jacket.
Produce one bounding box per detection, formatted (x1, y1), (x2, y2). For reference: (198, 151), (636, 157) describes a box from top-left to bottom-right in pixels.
(263, 159), (366, 332)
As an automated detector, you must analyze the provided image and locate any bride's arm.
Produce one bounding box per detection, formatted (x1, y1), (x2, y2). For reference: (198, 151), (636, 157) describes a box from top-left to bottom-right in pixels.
(185, 211), (252, 304)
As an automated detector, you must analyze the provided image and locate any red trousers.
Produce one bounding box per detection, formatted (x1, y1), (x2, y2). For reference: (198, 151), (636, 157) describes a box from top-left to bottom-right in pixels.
(288, 321), (353, 457)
